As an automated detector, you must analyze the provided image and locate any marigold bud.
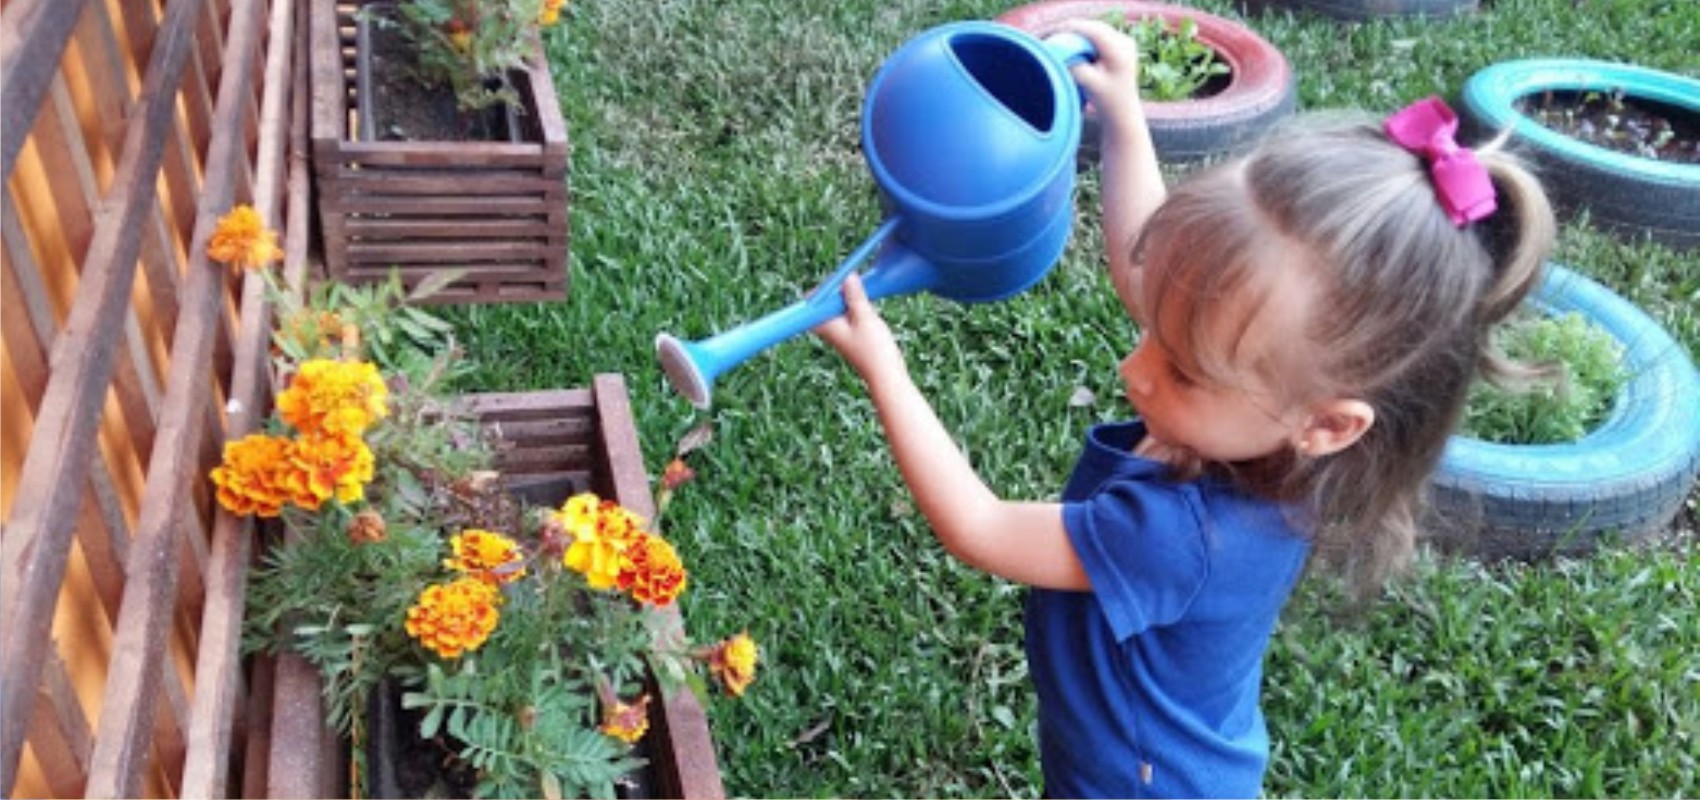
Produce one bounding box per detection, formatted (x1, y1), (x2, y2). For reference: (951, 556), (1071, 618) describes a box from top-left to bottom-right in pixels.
(348, 510), (387, 544)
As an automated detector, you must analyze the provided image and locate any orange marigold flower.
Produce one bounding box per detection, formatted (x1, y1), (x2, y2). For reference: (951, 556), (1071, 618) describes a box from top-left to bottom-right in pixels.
(210, 433), (294, 517)
(277, 359), (389, 437)
(207, 203), (283, 270)
(553, 493), (647, 590)
(619, 533), (687, 607)
(282, 430), (375, 510)
(660, 458), (696, 492)
(445, 529), (527, 584)
(705, 632), (759, 698)
(598, 692), (651, 744)
(348, 510), (387, 544)
(405, 577), (502, 659)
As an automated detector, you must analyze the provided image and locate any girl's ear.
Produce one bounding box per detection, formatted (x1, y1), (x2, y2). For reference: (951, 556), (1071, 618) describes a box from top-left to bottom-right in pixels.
(1295, 399), (1375, 457)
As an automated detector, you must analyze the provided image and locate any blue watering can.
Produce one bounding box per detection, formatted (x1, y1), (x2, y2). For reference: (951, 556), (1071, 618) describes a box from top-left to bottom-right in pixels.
(657, 21), (1097, 408)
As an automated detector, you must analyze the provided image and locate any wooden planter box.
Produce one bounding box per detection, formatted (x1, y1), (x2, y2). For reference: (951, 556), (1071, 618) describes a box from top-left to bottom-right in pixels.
(260, 374), (725, 799)
(309, 0), (570, 304)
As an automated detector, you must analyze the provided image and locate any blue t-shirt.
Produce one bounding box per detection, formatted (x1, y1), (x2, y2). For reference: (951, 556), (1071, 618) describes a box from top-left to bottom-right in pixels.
(1025, 420), (1311, 798)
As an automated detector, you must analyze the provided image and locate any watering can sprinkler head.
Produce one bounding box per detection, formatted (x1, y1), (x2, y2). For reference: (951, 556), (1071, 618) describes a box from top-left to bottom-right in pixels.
(655, 22), (1096, 408)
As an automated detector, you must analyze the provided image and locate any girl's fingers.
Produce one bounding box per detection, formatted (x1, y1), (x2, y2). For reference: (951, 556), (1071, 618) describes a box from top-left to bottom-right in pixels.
(841, 272), (870, 320)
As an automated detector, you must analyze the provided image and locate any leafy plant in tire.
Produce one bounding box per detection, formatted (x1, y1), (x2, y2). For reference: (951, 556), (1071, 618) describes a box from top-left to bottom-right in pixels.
(1460, 311), (1626, 445)
(1101, 12), (1230, 102)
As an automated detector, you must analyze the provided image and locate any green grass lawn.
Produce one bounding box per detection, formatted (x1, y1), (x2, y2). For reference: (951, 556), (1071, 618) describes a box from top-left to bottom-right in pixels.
(444, 0), (1698, 795)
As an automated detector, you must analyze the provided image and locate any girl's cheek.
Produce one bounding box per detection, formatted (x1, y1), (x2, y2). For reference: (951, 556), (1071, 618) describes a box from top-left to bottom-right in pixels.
(1121, 349), (1155, 398)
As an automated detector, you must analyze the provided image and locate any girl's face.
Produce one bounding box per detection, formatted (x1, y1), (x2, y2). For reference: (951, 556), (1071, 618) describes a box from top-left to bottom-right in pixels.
(1117, 257), (1317, 464)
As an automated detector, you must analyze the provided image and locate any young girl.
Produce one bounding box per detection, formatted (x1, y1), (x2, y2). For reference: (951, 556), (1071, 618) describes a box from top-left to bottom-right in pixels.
(810, 18), (1556, 799)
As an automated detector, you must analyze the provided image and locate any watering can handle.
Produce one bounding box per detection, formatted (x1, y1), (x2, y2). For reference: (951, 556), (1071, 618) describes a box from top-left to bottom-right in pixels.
(1042, 31), (1097, 67)
(806, 216), (902, 304)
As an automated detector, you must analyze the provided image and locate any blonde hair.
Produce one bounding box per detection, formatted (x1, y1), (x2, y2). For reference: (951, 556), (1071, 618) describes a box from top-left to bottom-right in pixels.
(1134, 117), (1555, 599)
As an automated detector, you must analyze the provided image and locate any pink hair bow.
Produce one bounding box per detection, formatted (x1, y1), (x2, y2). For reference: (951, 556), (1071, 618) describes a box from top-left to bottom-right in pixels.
(1384, 96), (1497, 226)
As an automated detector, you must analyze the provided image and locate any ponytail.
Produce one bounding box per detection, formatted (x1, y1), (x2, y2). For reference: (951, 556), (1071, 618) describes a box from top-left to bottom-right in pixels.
(1469, 135), (1558, 386)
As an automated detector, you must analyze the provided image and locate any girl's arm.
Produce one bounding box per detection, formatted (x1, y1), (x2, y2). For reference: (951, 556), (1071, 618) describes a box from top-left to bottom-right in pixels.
(814, 274), (1090, 591)
(1054, 19), (1166, 307)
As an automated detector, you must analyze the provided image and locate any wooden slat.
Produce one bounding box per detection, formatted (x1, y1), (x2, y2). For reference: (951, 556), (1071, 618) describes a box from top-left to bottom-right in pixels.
(321, 138), (564, 169)
(329, 171), (565, 194)
(522, 45), (568, 159)
(241, 655), (276, 799)
(0, 0), (94, 181)
(591, 375), (727, 800)
(180, 0), (300, 792)
(342, 217), (558, 238)
(71, 0), (134, 157)
(0, 0), (206, 789)
(114, 0), (159, 67)
(325, 195), (560, 216)
(82, 0), (269, 792)
(346, 241), (560, 263)
(308, 0), (344, 146)
(26, 653), (94, 798)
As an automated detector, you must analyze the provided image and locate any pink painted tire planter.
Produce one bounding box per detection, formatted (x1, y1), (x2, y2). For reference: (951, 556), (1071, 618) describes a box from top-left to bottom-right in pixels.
(997, 0), (1296, 163)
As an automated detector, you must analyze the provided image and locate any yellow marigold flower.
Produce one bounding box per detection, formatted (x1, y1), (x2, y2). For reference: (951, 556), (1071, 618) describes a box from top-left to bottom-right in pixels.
(706, 632), (759, 698)
(539, 0), (567, 26)
(405, 577), (502, 659)
(598, 692), (651, 744)
(445, 529), (527, 584)
(210, 433), (294, 517)
(207, 203), (283, 270)
(282, 431), (375, 510)
(276, 359), (389, 437)
(553, 493), (647, 590)
(619, 533), (687, 607)
(556, 492), (601, 530)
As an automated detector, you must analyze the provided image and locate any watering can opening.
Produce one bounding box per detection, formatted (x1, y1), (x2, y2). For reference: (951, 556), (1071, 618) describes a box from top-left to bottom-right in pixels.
(948, 32), (1058, 134)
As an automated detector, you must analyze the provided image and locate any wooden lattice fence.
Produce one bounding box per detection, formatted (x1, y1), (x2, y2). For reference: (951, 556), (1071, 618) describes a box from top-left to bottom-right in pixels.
(2, 0), (301, 795)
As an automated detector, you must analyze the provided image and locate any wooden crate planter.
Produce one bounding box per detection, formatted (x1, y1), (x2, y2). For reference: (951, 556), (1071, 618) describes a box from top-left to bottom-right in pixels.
(309, 0), (570, 304)
(260, 375), (726, 798)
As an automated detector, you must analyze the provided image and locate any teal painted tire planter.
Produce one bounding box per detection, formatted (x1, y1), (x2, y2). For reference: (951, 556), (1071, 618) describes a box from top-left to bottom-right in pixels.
(1458, 58), (1700, 250)
(1430, 264), (1700, 559)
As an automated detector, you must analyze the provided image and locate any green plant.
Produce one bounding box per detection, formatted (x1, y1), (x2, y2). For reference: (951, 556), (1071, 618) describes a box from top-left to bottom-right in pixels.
(369, 0), (568, 111)
(1101, 12), (1230, 102)
(207, 205), (755, 798)
(1461, 311), (1628, 445)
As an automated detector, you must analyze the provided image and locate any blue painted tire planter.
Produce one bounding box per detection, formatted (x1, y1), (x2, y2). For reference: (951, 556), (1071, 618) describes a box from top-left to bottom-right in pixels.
(1430, 264), (1700, 560)
(1458, 58), (1700, 250)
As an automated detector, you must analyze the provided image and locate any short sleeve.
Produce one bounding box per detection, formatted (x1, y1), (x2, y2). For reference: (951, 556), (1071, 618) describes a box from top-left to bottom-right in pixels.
(1062, 480), (1210, 641)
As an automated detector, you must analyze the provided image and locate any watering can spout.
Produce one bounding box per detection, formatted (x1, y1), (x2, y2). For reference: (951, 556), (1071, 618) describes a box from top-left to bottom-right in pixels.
(656, 222), (933, 409)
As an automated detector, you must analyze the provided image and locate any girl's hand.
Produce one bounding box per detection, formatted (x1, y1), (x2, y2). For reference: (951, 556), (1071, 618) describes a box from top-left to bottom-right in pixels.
(1052, 18), (1146, 131)
(812, 272), (906, 384)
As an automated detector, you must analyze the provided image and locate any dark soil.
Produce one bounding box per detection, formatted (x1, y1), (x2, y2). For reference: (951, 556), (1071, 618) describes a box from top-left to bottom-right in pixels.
(360, 12), (515, 143)
(366, 679), (480, 799)
(1519, 90), (1700, 164)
